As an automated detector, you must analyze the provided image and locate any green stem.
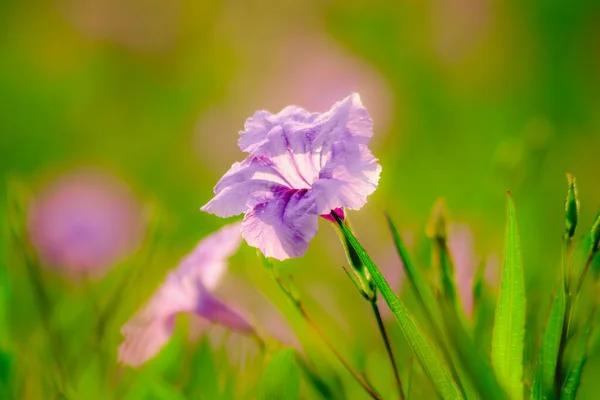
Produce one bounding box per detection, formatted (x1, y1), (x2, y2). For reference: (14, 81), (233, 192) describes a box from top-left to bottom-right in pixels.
(557, 236), (574, 395)
(576, 249), (598, 295)
(332, 218), (405, 397)
(272, 269), (382, 400)
(370, 300), (405, 400)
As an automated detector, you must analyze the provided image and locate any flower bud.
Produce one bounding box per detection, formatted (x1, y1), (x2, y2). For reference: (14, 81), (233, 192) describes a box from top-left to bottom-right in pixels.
(565, 173), (580, 239)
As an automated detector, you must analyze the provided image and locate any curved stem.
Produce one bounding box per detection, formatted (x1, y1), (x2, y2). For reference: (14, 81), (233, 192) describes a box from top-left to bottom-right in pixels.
(370, 301), (405, 400)
(272, 271), (381, 400)
(299, 306), (381, 400)
(557, 236), (574, 395)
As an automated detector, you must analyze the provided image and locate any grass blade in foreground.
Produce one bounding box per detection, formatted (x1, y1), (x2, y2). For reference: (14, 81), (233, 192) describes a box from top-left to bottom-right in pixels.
(472, 261), (495, 349)
(385, 214), (444, 333)
(258, 349), (300, 400)
(427, 200), (468, 331)
(439, 299), (507, 400)
(531, 279), (565, 400)
(559, 307), (595, 400)
(333, 213), (464, 400)
(386, 214), (469, 397)
(491, 193), (525, 400)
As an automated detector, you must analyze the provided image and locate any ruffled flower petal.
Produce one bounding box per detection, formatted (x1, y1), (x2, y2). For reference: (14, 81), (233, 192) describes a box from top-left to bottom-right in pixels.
(176, 222), (242, 290)
(118, 274), (197, 367)
(118, 317), (176, 368)
(202, 93), (380, 260)
(312, 143), (381, 214)
(238, 107), (319, 155)
(201, 158), (290, 218)
(309, 93), (374, 166)
(241, 188), (318, 260)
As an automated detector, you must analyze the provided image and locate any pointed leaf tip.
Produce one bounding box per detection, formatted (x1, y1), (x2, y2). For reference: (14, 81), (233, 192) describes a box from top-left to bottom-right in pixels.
(492, 194), (525, 400)
(426, 198), (448, 240)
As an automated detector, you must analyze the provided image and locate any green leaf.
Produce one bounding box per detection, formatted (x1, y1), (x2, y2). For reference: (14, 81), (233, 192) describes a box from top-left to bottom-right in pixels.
(0, 350), (12, 398)
(385, 214), (445, 345)
(472, 260), (495, 350)
(531, 279), (565, 400)
(491, 193), (526, 400)
(334, 214), (464, 400)
(183, 336), (219, 399)
(258, 349), (300, 400)
(559, 312), (594, 400)
(387, 214), (469, 395)
(428, 203), (471, 339)
(295, 355), (337, 400)
(405, 357), (414, 400)
(439, 299), (507, 400)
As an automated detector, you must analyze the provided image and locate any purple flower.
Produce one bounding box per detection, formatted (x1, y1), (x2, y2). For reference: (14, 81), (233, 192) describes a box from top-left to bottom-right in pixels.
(201, 94), (381, 260)
(118, 222), (254, 367)
(27, 170), (145, 275)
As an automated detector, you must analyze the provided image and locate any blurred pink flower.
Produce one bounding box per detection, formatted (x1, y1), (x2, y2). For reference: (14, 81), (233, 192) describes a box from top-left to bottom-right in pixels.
(27, 170), (145, 275)
(57, 0), (181, 53)
(261, 34), (394, 139)
(118, 222), (254, 367)
(195, 31), (393, 172)
(202, 93), (381, 260)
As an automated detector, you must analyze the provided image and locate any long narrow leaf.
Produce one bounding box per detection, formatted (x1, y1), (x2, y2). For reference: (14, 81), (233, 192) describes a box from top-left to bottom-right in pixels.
(559, 311), (594, 400)
(472, 261), (495, 350)
(491, 193), (526, 400)
(427, 200), (464, 322)
(531, 279), (565, 400)
(439, 298), (507, 400)
(258, 348), (300, 400)
(387, 214), (470, 396)
(334, 214), (464, 400)
(386, 214), (444, 332)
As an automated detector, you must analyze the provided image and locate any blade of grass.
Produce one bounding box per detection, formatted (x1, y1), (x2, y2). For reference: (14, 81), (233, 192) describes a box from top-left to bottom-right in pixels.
(332, 220), (405, 398)
(258, 349), (301, 400)
(385, 214), (444, 332)
(295, 354), (337, 400)
(333, 212), (464, 400)
(439, 298), (507, 400)
(260, 255), (382, 400)
(559, 311), (594, 400)
(386, 213), (468, 397)
(531, 279), (565, 400)
(428, 203), (472, 341)
(556, 175), (582, 394)
(472, 260), (495, 350)
(405, 357), (414, 400)
(491, 192), (526, 400)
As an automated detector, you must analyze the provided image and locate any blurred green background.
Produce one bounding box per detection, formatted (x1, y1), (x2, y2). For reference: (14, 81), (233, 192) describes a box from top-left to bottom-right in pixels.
(1, 0), (600, 399)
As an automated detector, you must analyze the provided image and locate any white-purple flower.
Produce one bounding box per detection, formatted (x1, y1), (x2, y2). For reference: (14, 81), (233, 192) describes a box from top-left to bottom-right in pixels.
(201, 93), (381, 260)
(118, 222), (254, 367)
(27, 170), (145, 275)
